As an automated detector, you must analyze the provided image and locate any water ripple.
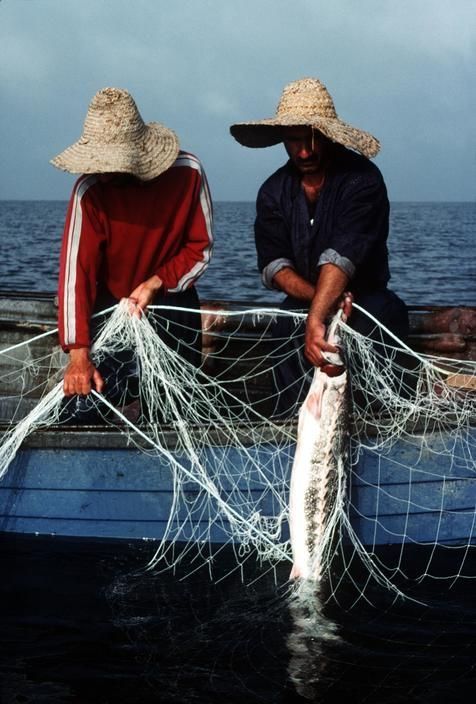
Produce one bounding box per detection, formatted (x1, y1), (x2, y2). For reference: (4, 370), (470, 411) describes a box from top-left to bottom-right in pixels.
(0, 200), (474, 306)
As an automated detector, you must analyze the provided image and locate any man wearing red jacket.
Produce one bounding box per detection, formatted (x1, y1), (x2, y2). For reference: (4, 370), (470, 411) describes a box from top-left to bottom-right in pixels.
(51, 87), (213, 420)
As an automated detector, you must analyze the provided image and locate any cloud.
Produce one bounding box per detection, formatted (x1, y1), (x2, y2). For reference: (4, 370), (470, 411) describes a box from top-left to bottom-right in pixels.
(0, 0), (474, 200)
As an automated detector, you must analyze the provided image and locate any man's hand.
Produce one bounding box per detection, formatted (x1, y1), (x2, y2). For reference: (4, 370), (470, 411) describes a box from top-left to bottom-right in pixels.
(63, 348), (104, 396)
(304, 317), (338, 368)
(126, 275), (163, 318)
(304, 292), (353, 372)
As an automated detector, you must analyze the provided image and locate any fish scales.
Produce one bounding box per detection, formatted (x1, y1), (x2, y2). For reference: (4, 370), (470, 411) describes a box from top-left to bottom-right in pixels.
(289, 314), (350, 582)
(304, 376), (349, 575)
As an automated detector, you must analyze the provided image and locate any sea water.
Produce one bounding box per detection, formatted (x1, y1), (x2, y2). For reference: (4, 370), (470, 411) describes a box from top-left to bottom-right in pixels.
(0, 200), (475, 703)
(2, 537), (476, 703)
(0, 200), (475, 306)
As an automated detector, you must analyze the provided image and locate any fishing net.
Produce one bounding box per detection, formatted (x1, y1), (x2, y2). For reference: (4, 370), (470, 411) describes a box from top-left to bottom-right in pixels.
(0, 300), (475, 603)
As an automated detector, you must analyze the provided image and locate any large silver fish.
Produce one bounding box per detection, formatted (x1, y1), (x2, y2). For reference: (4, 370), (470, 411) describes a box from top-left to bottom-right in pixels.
(289, 314), (350, 581)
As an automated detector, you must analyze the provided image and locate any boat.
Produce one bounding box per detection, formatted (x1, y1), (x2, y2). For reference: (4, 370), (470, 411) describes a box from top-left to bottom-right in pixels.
(0, 290), (474, 555)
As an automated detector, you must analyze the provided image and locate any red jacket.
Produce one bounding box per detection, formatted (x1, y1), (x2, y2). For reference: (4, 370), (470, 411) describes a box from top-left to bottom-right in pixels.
(58, 152), (213, 351)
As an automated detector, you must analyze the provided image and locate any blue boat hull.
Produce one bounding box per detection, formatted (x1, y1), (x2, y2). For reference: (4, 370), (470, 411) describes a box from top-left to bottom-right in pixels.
(1, 427), (475, 547)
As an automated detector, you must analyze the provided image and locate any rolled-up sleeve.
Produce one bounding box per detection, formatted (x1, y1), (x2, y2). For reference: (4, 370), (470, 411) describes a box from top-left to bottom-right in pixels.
(254, 186), (296, 290)
(318, 248), (355, 278)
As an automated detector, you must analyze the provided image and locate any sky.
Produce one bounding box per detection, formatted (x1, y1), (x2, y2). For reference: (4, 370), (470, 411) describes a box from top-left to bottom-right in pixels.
(0, 0), (474, 202)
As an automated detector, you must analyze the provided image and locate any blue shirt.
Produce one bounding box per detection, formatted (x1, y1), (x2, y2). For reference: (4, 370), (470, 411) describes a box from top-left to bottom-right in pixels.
(254, 145), (391, 294)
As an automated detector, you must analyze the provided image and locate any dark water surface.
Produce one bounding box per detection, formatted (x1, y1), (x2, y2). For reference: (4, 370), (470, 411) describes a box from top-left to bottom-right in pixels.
(2, 537), (476, 703)
(0, 201), (475, 702)
(0, 200), (475, 304)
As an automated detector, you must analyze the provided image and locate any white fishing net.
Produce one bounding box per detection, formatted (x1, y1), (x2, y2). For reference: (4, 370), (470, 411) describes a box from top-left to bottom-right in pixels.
(0, 300), (475, 603)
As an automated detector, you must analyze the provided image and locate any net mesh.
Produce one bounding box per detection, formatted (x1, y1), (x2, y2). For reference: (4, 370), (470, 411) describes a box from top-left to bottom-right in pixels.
(0, 301), (475, 603)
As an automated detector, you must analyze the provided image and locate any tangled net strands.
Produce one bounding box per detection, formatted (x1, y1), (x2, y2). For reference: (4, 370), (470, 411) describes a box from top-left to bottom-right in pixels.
(0, 301), (475, 603)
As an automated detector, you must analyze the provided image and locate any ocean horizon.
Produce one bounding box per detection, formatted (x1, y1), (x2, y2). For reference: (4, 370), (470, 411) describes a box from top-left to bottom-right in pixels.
(0, 199), (475, 306)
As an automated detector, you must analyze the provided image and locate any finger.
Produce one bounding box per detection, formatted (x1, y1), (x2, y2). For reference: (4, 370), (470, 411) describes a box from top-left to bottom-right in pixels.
(321, 341), (338, 353)
(125, 297), (139, 316)
(93, 370), (105, 393)
(135, 292), (149, 310)
(342, 292), (353, 321)
(304, 346), (324, 367)
(64, 375), (78, 396)
(127, 295), (145, 318)
(304, 351), (317, 366)
(79, 378), (92, 396)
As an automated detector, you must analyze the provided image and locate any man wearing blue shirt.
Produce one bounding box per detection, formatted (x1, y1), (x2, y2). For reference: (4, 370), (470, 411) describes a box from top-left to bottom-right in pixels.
(230, 77), (408, 416)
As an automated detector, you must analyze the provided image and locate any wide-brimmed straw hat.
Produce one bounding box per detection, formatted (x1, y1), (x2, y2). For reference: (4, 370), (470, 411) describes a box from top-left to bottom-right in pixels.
(50, 87), (180, 180)
(230, 77), (380, 158)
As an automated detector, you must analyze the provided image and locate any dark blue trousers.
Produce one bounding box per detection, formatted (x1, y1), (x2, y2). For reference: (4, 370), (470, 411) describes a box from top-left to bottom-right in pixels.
(269, 288), (411, 418)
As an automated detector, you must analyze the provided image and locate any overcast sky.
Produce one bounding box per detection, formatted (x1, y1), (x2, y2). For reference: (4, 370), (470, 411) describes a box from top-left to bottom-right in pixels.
(1, 0), (474, 202)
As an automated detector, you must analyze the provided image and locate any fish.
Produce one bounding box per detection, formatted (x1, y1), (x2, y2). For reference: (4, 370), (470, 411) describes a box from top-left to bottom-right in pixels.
(289, 313), (350, 581)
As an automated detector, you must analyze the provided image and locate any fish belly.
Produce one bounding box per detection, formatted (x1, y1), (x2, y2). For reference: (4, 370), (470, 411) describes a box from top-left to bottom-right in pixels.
(289, 368), (348, 581)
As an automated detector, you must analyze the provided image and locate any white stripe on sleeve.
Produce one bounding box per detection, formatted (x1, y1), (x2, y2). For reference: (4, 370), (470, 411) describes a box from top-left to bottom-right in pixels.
(63, 175), (97, 345)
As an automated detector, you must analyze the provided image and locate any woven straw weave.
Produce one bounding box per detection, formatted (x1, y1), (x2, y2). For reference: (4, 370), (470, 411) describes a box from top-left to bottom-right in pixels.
(230, 78), (380, 158)
(51, 88), (179, 180)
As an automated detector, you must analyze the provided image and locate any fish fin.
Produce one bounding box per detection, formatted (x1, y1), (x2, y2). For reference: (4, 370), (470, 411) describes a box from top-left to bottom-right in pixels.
(290, 565), (299, 580)
(290, 563), (307, 580)
(305, 390), (323, 419)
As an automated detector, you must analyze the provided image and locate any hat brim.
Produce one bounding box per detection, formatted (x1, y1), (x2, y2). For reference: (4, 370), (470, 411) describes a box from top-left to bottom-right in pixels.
(50, 122), (180, 180)
(230, 114), (380, 158)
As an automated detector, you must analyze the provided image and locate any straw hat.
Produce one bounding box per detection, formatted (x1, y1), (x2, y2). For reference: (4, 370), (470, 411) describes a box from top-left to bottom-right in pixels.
(50, 87), (180, 180)
(230, 77), (380, 158)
